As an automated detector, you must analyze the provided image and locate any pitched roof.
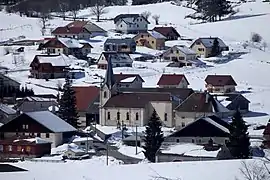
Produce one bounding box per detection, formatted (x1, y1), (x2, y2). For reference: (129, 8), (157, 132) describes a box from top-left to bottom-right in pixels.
(0, 73), (20, 86)
(192, 37), (228, 48)
(114, 14), (148, 24)
(25, 111), (76, 132)
(52, 27), (86, 34)
(169, 116), (230, 137)
(205, 75), (237, 86)
(147, 30), (166, 39)
(174, 45), (196, 55)
(66, 21), (88, 28)
(66, 21), (106, 33)
(114, 73), (144, 83)
(73, 86), (100, 112)
(157, 74), (189, 86)
(152, 26), (180, 38)
(103, 92), (172, 108)
(33, 54), (68, 67)
(105, 38), (135, 45)
(58, 38), (84, 48)
(119, 88), (194, 102)
(0, 103), (16, 115)
(175, 92), (228, 113)
(99, 52), (133, 64)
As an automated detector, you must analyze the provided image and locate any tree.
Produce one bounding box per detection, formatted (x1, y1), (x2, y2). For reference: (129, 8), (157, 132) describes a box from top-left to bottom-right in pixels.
(251, 32), (262, 43)
(39, 14), (49, 36)
(236, 161), (270, 180)
(58, 76), (79, 128)
(228, 110), (250, 159)
(152, 14), (160, 25)
(141, 11), (151, 20)
(58, 0), (68, 20)
(262, 41), (267, 51)
(90, 3), (107, 22)
(210, 38), (220, 57)
(142, 110), (164, 163)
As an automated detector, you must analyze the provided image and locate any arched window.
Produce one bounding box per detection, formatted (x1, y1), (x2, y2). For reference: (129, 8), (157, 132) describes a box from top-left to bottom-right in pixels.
(117, 112), (120, 120)
(126, 112), (130, 120)
(135, 112), (139, 120)
(107, 112), (110, 120)
(103, 91), (107, 98)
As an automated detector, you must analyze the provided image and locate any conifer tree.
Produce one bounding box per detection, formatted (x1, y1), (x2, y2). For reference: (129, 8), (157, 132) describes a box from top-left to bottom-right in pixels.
(143, 110), (164, 162)
(211, 38), (220, 57)
(58, 76), (79, 128)
(228, 110), (250, 159)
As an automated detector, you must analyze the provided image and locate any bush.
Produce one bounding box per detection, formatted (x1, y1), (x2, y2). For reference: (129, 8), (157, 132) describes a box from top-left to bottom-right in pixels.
(251, 32), (262, 43)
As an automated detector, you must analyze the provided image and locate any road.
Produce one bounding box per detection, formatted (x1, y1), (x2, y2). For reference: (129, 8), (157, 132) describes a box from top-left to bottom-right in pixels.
(92, 142), (141, 164)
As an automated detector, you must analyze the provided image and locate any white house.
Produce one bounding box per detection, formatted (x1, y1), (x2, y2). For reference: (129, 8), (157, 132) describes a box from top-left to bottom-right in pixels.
(97, 52), (133, 69)
(114, 14), (150, 34)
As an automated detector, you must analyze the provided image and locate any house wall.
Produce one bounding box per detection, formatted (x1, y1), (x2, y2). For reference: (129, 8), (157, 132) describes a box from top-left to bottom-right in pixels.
(150, 102), (173, 127)
(0, 74), (20, 89)
(164, 136), (228, 145)
(117, 78), (143, 89)
(156, 39), (166, 50)
(47, 47), (64, 55)
(134, 34), (165, 50)
(191, 43), (211, 58)
(159, 78), (189, 89)
(206, 85), (236, 93)
(54, 32), (91, 40)
(104, 42), (136, 53)
(97, 54), (133, 69)
(116, 21), (129, 33)
(72, 139), (93, 150)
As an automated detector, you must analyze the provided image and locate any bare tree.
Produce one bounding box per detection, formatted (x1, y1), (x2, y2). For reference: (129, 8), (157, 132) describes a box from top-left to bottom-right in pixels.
(152, 14), (160, 25)
(71, 8), (79, 21)
(90, 3), (107, 22)
(236, 161), (270, 180)
(262, 42), (267, 51)
(141, 11), (151, 20)
(39, 13), (49, 36)
(58, 0), (68, 20)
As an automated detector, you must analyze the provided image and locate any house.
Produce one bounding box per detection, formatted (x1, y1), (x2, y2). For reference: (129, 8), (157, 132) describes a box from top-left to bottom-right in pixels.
(104, 38), (136, 53)
(133, 30), (166, 50)
(214, 94), (250, 113)
(152, 26), (181, 40)
(43, 38), (93, 59)
(114, 73), (144, 88)
(73, 86), (100, 127)
(0, 104), (18, 126)
(0, 137), (51, 158)
(0, 73), (20, 91)
(160, 45), (196, 65)
(15, 96), (58, 112)
(263, 121), (270, 148)
(0, 111), (76, 148)
(114, 14), (149, 34)
(174, 92), (230, 128)
(165, 115), (230, 145)
(190, 37), (229, 58)
(157, 74), (189, 88)
(29, 54), (68, 79)
(97, 52), (133, 69)
(52, 20), (107, 39)
(205, 75), (237, 93)
(63, 148), (88, 159)
(71, 136), (93, 151)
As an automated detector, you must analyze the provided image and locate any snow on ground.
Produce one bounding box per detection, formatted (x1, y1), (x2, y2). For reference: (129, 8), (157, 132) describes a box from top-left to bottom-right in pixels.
(0, 159), (268, 180)
(117, 143), (145, 159)
(161, 143), (220, 157)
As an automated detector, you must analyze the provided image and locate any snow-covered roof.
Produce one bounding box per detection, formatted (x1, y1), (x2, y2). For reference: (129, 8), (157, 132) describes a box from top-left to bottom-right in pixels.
(58, 38), (83, 48)
(147, 30), (166, 39)
(0, 103), (16, 115)
(174, 45), (196, 55)
(48, 105), (59, 112)
(72, 136), (93, 143)
(25, 111), (76, 133)
(25, 96), (57, 102)
(36, 55), (68, 67)
(198, 37), (228, 48)
(120, 77), (136, 83)
(202, 117), (230, 133)
(13, 137), (50, 144)
(213, 98), (230, 113)
(216, 96), (232, 107)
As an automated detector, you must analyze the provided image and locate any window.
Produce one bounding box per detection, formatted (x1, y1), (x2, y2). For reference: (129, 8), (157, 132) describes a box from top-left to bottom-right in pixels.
(152, 41), (154, 44)
(164, 113), (168, 121)
(176, 50), (179, 54)
(141, 35), (144, 38)
(196, 41), (200, 45)
(198, 139), (202, 143)
(107, 112), (111, 120)
(136, 113), (139, 120)
(8, 145), (12, 151)
(170, 49), (173, 53)
(25, 124), (29, 129)
(46, 133), (50, 138)
(176, 139), (180, 143)
(198, 48), (204, 51)
(120, 25), (122, 27)
(58, 49), (61, 52)
(37, 133), (41, 137)
(81, 142), (86, 146)
(17, 146), (22, 152)
(137, 25), (139, 27)
(126, 112), (130, 120)
(117, 112), (120, 120)
(104, 91), (107, 98)
(136, 41), (138, 43)
(140, 18), (142, 21)
(26, 146), (31, 152)
(181, 122), (185, 127)
(191, 139), (195, 143)
(0, 145), (3, 152)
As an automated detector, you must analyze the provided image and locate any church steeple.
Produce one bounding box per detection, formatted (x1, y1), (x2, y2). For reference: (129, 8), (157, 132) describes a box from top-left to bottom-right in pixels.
(103, 57), (115, 89)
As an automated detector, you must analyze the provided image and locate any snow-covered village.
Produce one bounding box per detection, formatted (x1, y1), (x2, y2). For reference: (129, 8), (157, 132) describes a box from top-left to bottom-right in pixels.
(0, 0), (270, 179)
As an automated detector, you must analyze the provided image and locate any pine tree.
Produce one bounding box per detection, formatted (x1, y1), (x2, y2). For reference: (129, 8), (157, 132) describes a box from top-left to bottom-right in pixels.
(58, 76), (79, 128)
(142, 110), (164, 162)
(210, 38), (220, 57)
(228, 110), (250, 159)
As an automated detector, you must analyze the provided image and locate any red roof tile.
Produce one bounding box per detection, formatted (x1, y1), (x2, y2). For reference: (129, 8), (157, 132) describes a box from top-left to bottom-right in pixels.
(153, 26), (180, 38)
(263, 122), (270, 135)
(66, 21), (88, 28)
(205, 75), (237, 86)
(52, 27), (85, 34)
(114, 73), (145, 83)
(157, 74), (189, 86)
(73, 86), (100, 112)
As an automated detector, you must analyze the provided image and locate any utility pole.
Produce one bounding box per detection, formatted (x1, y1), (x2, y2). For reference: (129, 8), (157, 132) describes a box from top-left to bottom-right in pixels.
(135, 125), (138, 155)
(106, 143), (109, 166)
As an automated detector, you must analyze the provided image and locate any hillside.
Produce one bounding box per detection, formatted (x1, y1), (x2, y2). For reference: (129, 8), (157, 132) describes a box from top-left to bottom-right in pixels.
(0, 0), (270, 135)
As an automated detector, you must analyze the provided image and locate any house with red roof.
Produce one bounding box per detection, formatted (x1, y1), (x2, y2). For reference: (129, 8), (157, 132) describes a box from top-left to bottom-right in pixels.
(73, 86), (100, 127)
(205, 75), (237, 93)
(152, 26), (181, 41)
(157, 74), (189, 88)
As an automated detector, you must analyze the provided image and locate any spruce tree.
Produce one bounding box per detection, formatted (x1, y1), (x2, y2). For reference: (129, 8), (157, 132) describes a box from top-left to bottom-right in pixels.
(211, 38), (220, 57)
(58, 76), (79, 128)
(228, 110), (250, 159)
(143, 110), (164, 163)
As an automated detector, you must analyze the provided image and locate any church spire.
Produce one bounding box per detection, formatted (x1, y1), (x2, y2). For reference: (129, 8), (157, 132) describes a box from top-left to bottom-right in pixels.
(103, 56), (115, 89)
